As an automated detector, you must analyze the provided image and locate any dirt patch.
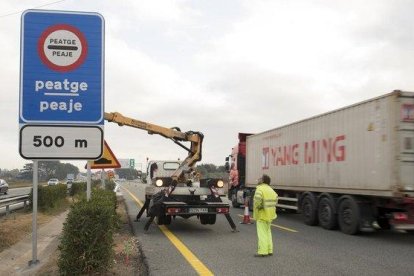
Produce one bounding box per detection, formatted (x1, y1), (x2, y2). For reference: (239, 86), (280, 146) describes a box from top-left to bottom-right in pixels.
(109, 196), (148, 275)
(0, 211), (54, 252)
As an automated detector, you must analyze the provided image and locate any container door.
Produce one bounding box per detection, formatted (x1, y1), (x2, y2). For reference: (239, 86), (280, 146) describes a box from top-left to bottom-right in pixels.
(398, 96), (414, 192)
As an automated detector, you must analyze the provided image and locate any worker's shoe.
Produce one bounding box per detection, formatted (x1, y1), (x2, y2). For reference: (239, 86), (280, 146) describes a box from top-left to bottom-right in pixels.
(268, 253), (273, 256)
(254, 254), (268, 257)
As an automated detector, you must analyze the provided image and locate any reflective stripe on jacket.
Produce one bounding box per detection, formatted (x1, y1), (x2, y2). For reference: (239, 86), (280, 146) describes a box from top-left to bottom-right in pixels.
(253, 183), (278, 222)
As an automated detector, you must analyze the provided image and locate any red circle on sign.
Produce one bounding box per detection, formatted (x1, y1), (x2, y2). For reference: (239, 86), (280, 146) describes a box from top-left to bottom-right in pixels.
(38, 24), (88, 72)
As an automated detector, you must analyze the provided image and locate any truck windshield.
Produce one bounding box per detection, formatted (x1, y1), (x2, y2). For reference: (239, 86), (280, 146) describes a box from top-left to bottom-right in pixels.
(163, 162), (180, 170)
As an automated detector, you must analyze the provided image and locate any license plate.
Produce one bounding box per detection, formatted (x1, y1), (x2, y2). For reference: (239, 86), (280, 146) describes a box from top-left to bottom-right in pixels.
(189, 208), (208, 214)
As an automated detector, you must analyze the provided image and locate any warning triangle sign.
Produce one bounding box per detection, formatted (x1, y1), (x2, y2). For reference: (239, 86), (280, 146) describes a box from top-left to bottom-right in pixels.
(88, 140), (121, 169)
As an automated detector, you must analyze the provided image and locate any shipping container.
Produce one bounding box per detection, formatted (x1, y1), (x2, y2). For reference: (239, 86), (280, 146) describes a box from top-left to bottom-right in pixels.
(227, 90), (414, 234)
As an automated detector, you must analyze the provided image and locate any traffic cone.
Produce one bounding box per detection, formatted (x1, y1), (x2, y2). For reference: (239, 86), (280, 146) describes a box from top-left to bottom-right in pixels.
(240, 197), (253, 224)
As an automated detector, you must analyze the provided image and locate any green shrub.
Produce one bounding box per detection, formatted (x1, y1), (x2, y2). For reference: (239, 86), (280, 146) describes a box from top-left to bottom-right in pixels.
(70, 181), (114, 197)
(29, 184), (67, 211)
(105, 180), (116, 192)
(69, 182), (86, 196)
(58, 189), (119, 275)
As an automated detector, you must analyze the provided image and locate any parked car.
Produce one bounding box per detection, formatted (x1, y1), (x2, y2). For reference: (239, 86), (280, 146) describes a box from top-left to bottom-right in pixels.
(0, 179), (9, 195)
(47, 178), (59, 186)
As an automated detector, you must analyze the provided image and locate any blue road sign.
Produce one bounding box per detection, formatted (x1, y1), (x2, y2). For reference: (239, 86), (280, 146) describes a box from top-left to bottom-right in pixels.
(20, 10), (104, 124)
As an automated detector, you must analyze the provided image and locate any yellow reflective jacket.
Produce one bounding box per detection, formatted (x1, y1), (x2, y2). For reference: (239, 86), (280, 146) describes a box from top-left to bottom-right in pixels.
(253, 183), (278, 222)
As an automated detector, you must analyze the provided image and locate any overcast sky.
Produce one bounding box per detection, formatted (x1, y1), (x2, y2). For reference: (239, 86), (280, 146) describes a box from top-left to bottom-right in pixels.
(1, 0), (414, 172)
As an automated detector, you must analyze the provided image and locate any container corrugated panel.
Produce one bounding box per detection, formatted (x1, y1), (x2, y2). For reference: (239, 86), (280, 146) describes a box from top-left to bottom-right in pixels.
(246, 91), (414, 197)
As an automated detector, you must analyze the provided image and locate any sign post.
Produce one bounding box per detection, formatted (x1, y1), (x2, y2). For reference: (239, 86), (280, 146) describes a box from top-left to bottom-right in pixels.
(29, 160), (39, 267)
(19, 9), (105, 267)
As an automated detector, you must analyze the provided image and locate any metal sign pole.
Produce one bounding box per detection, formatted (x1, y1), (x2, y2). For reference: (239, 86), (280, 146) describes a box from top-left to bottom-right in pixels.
(87, 161), (91, 201)
(101, 169), (105, 188)
(29, 160), (39, 267)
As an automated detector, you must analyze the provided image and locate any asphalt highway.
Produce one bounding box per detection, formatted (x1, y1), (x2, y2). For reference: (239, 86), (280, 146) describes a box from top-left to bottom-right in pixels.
(120, 181), (414, 276)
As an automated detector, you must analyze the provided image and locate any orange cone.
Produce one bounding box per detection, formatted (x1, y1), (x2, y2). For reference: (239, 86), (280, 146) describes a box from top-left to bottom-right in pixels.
(240, 197), (253, 224)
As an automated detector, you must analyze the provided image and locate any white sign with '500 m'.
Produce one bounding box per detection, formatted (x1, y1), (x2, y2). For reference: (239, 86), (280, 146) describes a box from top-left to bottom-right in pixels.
(32, 135), (89, 148)
(20, 125), (103, 159)
(33, 135), (65, 147)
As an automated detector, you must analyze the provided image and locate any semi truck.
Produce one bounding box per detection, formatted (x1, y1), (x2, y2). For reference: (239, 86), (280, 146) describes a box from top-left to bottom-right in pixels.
(105, 112), (237, 232)
(226, 90), (414, 234)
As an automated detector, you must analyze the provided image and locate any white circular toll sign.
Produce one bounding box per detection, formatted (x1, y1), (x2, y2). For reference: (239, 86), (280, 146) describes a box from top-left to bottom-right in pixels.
(38, 24), (88, 72)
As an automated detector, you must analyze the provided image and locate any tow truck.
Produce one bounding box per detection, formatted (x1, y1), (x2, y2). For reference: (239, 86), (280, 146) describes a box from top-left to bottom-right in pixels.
(105, 112), (237, 232)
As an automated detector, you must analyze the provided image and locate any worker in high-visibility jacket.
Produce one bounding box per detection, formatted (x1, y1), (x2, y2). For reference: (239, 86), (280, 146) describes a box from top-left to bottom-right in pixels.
(253, 174), (278, 257)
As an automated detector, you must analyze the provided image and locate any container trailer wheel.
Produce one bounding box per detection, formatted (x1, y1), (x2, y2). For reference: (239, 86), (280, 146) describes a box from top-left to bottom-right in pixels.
(318, 195), (337, 230)
(301, 193), (318, 226)
(338, 195), (360, 235)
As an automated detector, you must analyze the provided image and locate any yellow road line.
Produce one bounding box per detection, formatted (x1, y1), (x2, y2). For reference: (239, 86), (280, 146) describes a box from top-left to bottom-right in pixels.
(237, 214), (298, 233)
(124, 187), (144, 206)
(122, 186), (214, 276)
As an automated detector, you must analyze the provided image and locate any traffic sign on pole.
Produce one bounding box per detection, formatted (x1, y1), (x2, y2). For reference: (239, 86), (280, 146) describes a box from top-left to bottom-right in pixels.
(20, 10), (104, 124)
(89, 141), (121, 169)
(19, 9), (105, 160)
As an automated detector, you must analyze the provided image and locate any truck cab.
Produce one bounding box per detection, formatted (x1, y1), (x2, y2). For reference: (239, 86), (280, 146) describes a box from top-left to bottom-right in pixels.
(146, 160), (181, 184)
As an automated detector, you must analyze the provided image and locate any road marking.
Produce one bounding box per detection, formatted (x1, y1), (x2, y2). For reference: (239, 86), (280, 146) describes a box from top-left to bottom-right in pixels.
(237, 214), (298, 233)
(122, 186), (214, 276)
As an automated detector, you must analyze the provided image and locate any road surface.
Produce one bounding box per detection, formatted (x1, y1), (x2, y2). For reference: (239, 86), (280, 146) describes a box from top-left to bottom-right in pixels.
(119, 181), (414, 276)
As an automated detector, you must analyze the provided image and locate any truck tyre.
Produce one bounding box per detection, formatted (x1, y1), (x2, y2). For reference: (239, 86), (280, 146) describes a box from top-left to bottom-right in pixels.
(338, 196), (360, 235)
(248, 195), (254, 212)
(318, 196), (337, 230)
(302, 193), (318, 226)
(200, 214), (216, 225)
(231, 193), (240, 208)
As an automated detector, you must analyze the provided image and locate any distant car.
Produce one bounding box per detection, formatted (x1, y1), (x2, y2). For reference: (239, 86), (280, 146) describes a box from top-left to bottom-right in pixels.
(0, 179), (8, 195)
(47, 178), (59, 186)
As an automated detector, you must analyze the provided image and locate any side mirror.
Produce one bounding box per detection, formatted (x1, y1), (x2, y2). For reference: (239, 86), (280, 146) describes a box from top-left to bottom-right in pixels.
(225, 161), (230, 172)
(225, 156), (229, 162)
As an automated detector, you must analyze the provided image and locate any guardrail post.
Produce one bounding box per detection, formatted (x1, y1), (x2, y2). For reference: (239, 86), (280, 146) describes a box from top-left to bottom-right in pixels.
(6, 205), (10, 216)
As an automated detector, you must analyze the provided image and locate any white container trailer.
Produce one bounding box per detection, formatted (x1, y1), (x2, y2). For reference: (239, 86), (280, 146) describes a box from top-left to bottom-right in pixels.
(227, 90), (414, 234)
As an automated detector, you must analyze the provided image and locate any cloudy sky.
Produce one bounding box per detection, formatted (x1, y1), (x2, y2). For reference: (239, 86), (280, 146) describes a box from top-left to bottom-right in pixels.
(1, 0), (414, 172)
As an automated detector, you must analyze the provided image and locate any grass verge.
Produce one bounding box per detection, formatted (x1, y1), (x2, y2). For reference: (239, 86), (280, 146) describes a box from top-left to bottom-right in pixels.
(0, 199), (70, 252)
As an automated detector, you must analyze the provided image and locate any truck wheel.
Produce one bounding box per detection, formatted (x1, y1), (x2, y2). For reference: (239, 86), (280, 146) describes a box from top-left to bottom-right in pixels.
(231, 193), (240, 208)
(248, 196), (254, 212)
(338, 196), (360, 235)
(302, 193), (318, 226)
(318, 196), (337, 230)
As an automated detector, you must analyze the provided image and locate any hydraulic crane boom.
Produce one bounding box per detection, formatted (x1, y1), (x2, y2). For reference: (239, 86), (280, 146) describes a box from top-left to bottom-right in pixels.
(104, 112), (203, 182)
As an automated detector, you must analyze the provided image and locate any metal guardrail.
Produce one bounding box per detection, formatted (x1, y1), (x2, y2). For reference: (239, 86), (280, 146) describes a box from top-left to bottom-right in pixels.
(0, 195), (30, 216)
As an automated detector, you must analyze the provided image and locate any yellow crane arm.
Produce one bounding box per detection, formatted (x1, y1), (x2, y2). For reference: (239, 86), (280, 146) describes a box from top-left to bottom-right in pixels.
(104, 112), (203, 182)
